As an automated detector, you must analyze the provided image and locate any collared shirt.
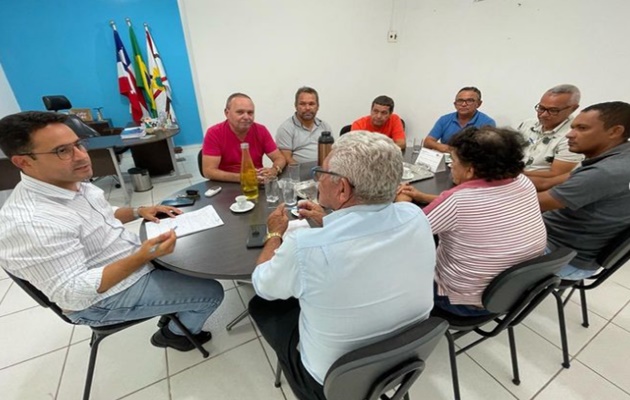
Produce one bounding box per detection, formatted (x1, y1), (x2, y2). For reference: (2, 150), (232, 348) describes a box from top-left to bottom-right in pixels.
(425, 174), (546, 306)
(545, 141), (630, 269)
(351, 114), (406, 142)
(0, 174), (152, 311)
(252, 202), (436, 384)
(517, 117), (584, 171)
(428, 111), (496, 144)
(275, 114), (332, 163)
(202, 120), (278, 172)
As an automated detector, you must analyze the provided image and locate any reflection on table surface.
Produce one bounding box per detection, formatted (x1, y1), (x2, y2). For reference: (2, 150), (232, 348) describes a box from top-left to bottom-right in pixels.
(141, 160), (452, 280)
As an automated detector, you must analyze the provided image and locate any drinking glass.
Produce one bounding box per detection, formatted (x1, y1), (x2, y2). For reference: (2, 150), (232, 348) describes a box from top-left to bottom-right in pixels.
(287, 163), (300, 182)
(265, 176), (280, 204)
(279, 179), (297, 206)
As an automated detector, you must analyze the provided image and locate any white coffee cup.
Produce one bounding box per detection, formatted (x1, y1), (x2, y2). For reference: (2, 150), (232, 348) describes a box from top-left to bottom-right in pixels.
(235, 195), (248, 209)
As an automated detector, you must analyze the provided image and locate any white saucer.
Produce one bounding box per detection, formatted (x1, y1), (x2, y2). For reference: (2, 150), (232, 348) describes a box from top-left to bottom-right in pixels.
(402, 173), (414, 180)
(230, 201), (255, 213)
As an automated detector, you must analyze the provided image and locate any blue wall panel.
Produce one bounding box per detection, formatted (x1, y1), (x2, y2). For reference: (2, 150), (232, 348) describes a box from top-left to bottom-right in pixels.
(0, 0), (202, 146)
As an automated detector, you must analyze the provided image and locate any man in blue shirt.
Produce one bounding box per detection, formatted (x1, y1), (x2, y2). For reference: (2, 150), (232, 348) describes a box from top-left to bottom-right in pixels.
(424, 86), (496, 153)
(248, 131), (436, 400)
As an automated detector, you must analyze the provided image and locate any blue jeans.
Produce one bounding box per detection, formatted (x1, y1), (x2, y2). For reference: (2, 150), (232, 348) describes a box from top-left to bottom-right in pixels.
(433, 282), (491, 317)
(545, 247), (598, 281)
(67, 269), (224, 335)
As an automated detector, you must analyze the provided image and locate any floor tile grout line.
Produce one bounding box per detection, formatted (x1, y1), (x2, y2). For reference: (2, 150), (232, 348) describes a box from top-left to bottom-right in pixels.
(115, 377), (170, 400)
(0, 304), (41, 319)
(0, 344), (71, 372)
(458, 350), (521, 400)
(54, 326), (77, 400)
(0, 281), (14, 306)
(166, 336), (260, 380)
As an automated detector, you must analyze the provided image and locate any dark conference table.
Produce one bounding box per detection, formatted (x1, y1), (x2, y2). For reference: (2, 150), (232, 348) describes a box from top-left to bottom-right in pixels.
(143, 160), (452, 280)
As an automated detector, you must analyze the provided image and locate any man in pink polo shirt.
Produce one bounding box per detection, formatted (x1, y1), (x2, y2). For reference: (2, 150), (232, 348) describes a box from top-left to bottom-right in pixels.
(202, 93), (286, 182)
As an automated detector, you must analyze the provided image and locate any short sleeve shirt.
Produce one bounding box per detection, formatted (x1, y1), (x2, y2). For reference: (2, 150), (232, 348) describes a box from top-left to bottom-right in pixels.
(351, 114), (405, 142)
(517, 117), (584, 171)
(275, 115), (332, 163)
(202, 121), (277, 173)
(428, 111), (496, 144)
(544, 141), (630, 268)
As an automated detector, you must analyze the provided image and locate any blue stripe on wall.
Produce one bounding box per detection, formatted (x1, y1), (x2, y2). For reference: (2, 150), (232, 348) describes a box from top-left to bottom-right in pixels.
(0, 0), (202, 146)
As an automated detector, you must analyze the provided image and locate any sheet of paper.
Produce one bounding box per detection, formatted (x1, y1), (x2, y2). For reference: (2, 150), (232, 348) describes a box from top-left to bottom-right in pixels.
(415, 148), (446, 172)
(145, 205), (224, 239)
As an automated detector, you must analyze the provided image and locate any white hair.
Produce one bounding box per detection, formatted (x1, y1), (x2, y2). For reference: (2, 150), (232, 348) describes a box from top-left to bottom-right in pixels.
(547, 84), (581, 105)
(328, 131), (403, 204)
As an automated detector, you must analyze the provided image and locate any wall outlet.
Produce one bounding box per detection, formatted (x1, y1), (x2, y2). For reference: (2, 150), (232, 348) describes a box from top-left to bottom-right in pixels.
(387, 30), (398, 43)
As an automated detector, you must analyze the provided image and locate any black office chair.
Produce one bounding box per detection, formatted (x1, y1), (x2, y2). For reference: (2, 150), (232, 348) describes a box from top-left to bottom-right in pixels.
(553, 225), (630, 335)
(197, 149), (204, 177)
(431, 248), (576, 400)
(274, 316), (448, 400)
(339, 125), (352, 136)
(4, 271), (210, 400)
(42, 95), (72, 112)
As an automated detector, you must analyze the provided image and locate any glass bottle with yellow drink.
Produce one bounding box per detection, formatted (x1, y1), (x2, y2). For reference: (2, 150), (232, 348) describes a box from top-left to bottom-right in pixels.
(240, 143), (259, 200)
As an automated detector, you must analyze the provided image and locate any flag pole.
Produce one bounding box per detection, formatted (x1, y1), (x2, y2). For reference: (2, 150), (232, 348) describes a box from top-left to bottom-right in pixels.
(110, 20), (117, 31)
(125, 17), (132, 27)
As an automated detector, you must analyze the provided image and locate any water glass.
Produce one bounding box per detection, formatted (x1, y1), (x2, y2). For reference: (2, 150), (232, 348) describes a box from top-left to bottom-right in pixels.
(265, 176), (280, 204)
(287, 163), (300, 182)
(279, 179), (297, 206)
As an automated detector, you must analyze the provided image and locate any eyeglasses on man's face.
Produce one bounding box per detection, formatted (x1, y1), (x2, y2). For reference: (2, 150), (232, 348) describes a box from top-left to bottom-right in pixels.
(310, 166), (354, 187)
(534, 104), (571, 116)
(454, 98), (477, 106)
(19, 139), (89, 160)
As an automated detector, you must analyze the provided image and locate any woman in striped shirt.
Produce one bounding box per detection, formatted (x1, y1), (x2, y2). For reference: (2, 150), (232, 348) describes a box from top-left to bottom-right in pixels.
(399, 126), (547, 316)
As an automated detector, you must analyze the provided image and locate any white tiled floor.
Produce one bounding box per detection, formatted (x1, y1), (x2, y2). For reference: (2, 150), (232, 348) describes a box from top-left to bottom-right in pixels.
(1, 145), (630, 399)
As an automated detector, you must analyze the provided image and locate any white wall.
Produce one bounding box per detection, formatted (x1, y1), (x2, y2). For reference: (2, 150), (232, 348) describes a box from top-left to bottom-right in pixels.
(180, 0), (630, 143)
(0, 63), (20, 118)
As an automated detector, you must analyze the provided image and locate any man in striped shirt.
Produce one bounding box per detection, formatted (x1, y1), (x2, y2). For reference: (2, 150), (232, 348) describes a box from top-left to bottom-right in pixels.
(0, 112), (224, 352)
(398, 126), (547, 315)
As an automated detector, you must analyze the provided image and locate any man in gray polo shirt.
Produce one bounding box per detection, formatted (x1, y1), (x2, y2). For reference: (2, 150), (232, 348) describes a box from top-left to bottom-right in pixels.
(538, 101), (630, 280)
(276, 87), (332, 164)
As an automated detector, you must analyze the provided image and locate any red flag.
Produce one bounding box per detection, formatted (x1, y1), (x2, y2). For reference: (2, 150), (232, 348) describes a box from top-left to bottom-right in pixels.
(114, 28), (149, 123)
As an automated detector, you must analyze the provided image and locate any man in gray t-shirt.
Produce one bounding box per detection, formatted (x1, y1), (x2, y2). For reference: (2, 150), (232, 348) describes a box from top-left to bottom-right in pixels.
(537, 102), (630, 280)
(276, 87), (332, 164)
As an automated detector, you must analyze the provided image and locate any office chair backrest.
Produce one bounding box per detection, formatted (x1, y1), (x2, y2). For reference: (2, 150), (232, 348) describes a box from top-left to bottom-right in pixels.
(596, 225), (630, 270)
(64, 115), (100, 138)
(323, 317), (448, 400)
(42, 95), (72, 112)
(483, 247), (576, 314)
(197, 149), (204, 177)
(5, 270), (74, 324)
(339, 125), (352, 136)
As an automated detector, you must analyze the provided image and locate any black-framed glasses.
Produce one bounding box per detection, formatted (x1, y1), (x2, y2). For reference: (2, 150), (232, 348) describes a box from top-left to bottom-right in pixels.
(310, 166), (353, 186)
(454, 99), (477, 105)
(534, 104), (571, 116)
(18, 139), (89, 160)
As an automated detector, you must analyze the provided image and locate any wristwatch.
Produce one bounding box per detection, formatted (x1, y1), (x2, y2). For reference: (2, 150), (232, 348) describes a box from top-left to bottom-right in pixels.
(265, 232), (283, 243)
(133, 206), (145, 219)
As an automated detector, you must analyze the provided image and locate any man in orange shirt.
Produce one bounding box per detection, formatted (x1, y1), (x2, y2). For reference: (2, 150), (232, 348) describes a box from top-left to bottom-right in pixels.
(351, 95), (406, 150)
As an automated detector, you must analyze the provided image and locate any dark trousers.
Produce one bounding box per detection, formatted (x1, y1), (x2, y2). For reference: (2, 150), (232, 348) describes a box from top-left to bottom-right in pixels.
(248, 296), (326, 400)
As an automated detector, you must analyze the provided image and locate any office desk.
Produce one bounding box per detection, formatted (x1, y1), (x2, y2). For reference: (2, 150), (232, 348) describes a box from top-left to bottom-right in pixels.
(0, 130), (192, 197)
(142, 161), (452, 280)
(0, 142), (124, 193)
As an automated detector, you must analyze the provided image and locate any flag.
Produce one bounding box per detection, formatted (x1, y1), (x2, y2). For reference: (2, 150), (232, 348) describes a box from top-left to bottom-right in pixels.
(114, 29), (149, 123)
(145, 26), (177, 123)
(129, 24), (156, 117)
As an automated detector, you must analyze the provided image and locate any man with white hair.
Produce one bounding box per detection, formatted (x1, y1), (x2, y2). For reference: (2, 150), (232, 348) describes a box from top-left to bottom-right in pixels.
(518, 84), (584, 179)
(248, 131), (436, 400)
